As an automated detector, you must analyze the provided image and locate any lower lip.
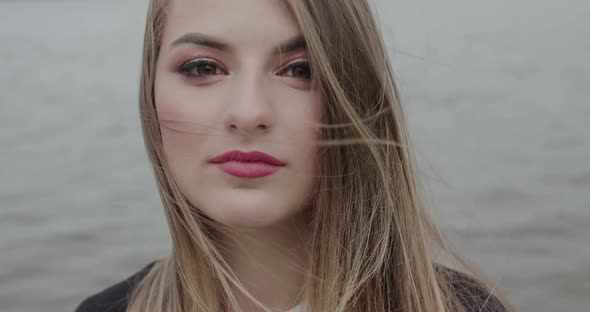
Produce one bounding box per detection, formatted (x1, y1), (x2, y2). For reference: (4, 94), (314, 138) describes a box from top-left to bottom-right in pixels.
(215, 161), (282, 178)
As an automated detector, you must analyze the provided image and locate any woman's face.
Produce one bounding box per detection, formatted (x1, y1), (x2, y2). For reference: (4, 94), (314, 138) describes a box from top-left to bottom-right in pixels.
(155, 0), (322, 229)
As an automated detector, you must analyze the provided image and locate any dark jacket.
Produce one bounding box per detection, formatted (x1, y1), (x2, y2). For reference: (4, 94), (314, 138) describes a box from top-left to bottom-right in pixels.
(75, 262), (507, 312)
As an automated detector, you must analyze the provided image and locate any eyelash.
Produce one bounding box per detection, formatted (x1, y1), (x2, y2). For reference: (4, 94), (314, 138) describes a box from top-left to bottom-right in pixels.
(176, 58), (226, 79)
(175, 58), (311, 80)
(279, 60), (312, 80)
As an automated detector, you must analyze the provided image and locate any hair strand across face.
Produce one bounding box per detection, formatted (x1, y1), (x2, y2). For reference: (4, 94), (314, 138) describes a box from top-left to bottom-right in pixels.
(128, 1), (512, 312)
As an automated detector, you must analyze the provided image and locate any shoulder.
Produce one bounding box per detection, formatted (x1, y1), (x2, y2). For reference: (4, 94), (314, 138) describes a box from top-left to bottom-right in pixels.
(436, 265), (508, 312)
(74, 261), (157, 312)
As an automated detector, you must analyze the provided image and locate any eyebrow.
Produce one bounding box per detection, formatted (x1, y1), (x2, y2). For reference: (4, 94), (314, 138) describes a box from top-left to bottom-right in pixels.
(170, 32), (307, 55)
(276, 35), (306, 55)
(171, 33), (229, 51)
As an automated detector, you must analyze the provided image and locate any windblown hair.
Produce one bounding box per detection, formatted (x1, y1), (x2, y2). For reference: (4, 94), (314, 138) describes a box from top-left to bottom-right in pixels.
(129, 0), (510, 311)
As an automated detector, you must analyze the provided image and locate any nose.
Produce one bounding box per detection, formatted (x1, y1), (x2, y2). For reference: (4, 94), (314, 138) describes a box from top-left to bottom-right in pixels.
(224, 74), (274, 137)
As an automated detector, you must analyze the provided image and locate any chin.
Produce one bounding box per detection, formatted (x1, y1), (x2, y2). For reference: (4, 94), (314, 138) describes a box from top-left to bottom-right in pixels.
(192, 194), (300, 230)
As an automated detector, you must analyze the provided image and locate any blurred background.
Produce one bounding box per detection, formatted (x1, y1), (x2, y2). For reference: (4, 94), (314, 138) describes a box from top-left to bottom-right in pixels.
(0, 0), (587, 311)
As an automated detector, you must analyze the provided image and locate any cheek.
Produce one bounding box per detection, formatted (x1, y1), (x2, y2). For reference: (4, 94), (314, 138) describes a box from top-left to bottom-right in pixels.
(282, 92), (323, 179)
(155, 80), (221, 156)
(287, 92), (323, 146)
(159, 127), (202, 189)
(155, 70), (222, 136)
(157, 97), (196, 163)
(307, 94), (323, 185)
(155, 89), (208, 176)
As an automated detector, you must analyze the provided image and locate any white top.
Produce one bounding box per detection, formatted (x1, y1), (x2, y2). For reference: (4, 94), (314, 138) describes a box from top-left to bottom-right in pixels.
(286, 301), (306, 312)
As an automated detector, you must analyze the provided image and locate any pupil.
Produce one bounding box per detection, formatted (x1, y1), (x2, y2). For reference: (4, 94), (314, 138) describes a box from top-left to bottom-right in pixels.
(198, 64), (216, 75)
(293, 65), (310, 79)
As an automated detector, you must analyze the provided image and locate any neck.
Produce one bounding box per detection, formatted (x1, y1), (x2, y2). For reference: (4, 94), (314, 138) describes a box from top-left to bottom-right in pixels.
(221, 211), (310, 312)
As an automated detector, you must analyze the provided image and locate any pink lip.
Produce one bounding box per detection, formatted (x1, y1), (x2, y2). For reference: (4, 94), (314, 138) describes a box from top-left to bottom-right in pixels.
(210, 150), (285, 178)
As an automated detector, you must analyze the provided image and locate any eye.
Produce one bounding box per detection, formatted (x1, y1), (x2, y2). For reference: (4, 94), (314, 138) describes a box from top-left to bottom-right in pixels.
(177, 58), (227, 78)
(278, 60), (312, 80)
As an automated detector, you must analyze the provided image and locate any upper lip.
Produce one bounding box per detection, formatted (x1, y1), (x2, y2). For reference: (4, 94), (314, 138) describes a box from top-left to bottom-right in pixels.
(210, 150), (285, 166)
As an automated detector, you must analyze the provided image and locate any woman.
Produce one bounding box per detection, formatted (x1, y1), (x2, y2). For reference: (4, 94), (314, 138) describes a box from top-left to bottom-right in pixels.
(76, 0), (510, 311)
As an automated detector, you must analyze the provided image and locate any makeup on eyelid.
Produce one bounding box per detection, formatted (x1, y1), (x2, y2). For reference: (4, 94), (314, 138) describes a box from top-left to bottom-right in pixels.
(173, 56), (311, 81)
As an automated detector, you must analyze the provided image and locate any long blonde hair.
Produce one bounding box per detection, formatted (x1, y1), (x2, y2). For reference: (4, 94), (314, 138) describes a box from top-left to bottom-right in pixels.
(130, 0), (509, 311)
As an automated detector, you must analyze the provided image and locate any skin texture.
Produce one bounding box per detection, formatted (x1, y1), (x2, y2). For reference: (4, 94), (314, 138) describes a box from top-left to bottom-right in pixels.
(155, 0), (321, 310)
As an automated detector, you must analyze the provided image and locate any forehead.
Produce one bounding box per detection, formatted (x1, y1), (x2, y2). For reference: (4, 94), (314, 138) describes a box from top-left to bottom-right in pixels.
(162, 0), (301, 48)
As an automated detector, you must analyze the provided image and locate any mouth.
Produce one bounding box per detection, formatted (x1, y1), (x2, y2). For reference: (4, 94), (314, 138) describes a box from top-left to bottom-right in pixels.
(210, 150), (285, 178)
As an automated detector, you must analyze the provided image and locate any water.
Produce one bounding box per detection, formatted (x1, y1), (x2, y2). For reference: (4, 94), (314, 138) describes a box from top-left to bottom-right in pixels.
(0, 0), (588, 311)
